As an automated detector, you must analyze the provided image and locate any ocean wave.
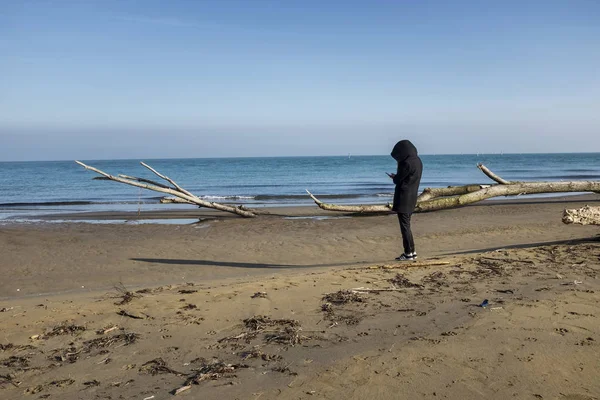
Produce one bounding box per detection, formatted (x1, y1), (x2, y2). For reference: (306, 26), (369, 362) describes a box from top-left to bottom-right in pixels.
(0, 201), (96, 207)
(0, 200), (159, 207)
(199, 195), (256, 200)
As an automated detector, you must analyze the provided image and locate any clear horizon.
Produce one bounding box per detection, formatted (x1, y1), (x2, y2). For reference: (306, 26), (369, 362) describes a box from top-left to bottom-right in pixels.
(2, 1), (599, 161)
(2, 151), (599, 164)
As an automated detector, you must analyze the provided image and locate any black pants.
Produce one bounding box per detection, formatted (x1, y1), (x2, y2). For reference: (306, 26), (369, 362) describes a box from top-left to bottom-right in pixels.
(397, 213), (415, 254)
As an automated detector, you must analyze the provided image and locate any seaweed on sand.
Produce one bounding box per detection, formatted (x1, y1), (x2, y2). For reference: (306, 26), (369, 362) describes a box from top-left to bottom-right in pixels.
(139, 358), (184, 376)
(322, 290), (364, 305)
(388, 273), (423, 288)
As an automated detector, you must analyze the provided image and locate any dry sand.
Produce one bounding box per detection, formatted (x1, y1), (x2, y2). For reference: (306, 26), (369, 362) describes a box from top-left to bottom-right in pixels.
(1, 196), (599, 399)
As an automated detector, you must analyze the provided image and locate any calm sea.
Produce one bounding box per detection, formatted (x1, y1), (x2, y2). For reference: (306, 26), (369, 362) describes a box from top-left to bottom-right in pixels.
(1, 153), (599, 222)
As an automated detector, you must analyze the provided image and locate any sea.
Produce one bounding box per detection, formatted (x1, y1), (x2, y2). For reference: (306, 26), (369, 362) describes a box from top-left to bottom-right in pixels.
(1, 153), (599, 223)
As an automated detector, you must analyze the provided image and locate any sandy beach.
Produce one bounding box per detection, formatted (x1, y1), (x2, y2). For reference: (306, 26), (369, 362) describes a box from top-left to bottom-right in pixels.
(1, 196), (599, 399)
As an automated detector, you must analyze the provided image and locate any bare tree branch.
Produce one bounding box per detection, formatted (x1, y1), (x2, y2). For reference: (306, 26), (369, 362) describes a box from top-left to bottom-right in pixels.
(140, 162), (195, 197)
(306, 190), (393, 213)
(118, 174), (172, 189)
(76, 161), (257, 218)
(477, 163), (512, 184)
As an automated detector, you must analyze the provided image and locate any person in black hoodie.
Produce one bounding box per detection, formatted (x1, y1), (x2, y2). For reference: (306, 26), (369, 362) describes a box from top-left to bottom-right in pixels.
(389, 140), (423, 261)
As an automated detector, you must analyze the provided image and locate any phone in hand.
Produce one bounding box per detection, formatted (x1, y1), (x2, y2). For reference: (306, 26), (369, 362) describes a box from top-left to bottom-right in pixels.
(386, 172), (395, 178)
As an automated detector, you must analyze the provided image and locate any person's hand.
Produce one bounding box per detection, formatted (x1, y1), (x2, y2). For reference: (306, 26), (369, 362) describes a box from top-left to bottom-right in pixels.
(387, 172), (396, 179)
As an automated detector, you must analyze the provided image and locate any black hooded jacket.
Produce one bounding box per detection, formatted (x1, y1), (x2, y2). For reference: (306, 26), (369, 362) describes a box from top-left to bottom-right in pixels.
(391, 140), (423, 213)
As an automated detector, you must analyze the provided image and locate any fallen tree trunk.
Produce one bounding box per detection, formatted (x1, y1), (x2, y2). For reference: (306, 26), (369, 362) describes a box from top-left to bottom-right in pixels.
(415, 181), (600, 212)
(416, 184), (492, 202)
(562, 205), (600, 225)
(76, 161), (258, 218)
(307, 184), (494, 213)
(306, 190), (392, 213)
(308, 164), (600, 214)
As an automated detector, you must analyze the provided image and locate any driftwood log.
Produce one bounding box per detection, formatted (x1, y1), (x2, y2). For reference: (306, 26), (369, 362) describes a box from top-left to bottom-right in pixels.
(75, 161), (260, 218)
(562, 205), (600, 226)
(308, 164), (600, 214)
(77, 160), (599, 218)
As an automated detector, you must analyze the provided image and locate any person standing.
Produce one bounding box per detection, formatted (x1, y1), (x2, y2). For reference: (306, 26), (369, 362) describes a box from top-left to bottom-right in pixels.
(388, 140), (423, 261)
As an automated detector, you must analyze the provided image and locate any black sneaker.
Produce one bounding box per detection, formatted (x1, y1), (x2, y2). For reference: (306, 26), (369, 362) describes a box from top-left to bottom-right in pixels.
(395, 253), (415, 261)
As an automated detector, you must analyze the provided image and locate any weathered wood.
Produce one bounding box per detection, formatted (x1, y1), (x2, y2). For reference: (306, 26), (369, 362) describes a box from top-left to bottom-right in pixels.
(477, 163), (513, 184)
(562, 205), (600, 225)
(140, 162), (195, 198)
(75, 161), (257, 218)
(416, 181), (600, 212)
(118, 174), (172, 189)
(416, 184), (491, 202)
(308, 164), (600, 214)
(306, 190), (393, 213)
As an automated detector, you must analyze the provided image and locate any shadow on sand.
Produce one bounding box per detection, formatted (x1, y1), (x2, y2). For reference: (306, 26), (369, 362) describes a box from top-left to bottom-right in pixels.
(131, 258), (366, 269)
(441, 236), (599, 256)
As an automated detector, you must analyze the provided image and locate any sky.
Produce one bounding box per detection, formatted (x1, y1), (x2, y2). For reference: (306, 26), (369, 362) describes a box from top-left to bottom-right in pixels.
(1, 0), (599, 161)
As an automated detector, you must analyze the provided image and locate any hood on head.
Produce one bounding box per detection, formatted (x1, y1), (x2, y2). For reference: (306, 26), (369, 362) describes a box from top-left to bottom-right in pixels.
(391, 140), (418, 161)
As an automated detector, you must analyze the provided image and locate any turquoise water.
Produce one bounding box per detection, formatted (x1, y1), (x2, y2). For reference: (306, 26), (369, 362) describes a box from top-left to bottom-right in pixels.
(1, 153), (599, 221)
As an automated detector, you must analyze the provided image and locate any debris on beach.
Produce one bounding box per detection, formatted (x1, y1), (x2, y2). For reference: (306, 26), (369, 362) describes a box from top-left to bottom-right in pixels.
(271, 364), (298, 375)
(251, 291), (268, 298)
(117, 309), (145, 319)
(322, 290), (364, 304)
(0, 373), (20, 388)
(25, 378), (75, 395)
(49, 332), (139, 365)
(44, 322), (86, 338)
(139, 358), (184, 376)
(239, 347), (282, 362)
(178, 289), (198, 294)
(321, 292), (365, 326)
(421, 271), (449, 288)
(217, 316), (307, 347)
(1, 355), (29, 369)
(49, 346), (81, 364)
(388, 273), (423, 288)
(265, 326), (305, 346)
(96, 325), (119, 335)
(83, 332), (139, 350)
(186, 359), (247, 384)
(171, 359), (249, 395)
(112, 283), (142, 305)
(0, 343), (14, 352)
(83, 380), (101, 388)
(243, 316), (300, 331)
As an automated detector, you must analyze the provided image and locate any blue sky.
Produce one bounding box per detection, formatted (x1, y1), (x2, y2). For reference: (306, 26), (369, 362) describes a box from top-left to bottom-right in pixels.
(1, 0), (599, 161)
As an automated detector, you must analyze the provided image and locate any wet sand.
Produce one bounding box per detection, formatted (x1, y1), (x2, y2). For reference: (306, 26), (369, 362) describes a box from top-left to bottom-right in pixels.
(1, 196), (599, 399)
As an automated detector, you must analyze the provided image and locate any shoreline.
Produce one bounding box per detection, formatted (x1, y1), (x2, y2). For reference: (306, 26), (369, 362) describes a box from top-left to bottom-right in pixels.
(2, 193), (599, 223)
(1, 194), (599, 300)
